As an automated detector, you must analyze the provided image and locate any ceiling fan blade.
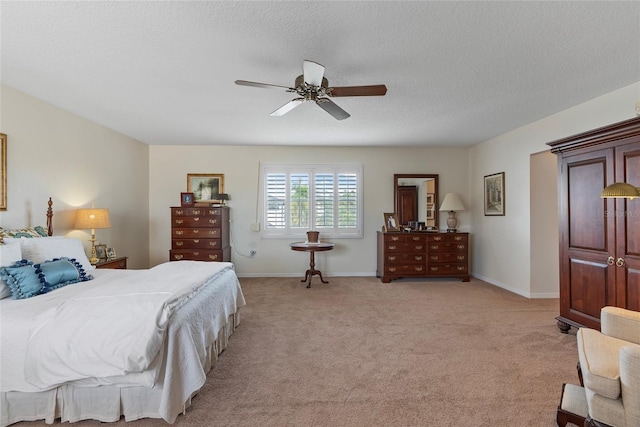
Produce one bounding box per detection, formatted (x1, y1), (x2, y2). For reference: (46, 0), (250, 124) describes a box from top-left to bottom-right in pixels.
(303, 60), (325, 87)
(270, 98), (304, 116)
(316, 98), (350, 120)
(329, 85), (388, 97)
(235, 80), (293, 90)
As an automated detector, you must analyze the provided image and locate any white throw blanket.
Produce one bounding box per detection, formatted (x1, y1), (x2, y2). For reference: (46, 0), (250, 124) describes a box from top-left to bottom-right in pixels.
(23, 261), (234, 390)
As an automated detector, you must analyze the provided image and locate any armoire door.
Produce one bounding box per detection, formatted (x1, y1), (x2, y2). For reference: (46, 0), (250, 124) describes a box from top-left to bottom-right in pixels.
(559, 147), (616, 330)
(615, 141), (640, 311)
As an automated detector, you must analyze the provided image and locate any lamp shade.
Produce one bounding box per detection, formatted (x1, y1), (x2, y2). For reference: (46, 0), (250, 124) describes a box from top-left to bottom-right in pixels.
(74, 208), (111, 229)
(601, 182), (640, 199)
(215, 193), (229, 201)
(439, 193), (465, 212)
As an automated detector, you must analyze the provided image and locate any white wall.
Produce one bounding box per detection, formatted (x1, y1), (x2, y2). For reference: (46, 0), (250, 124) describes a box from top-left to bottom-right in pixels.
(149, 145), (469, 276)
(469, 82), (640, 298)
(0, 85), (150, 269)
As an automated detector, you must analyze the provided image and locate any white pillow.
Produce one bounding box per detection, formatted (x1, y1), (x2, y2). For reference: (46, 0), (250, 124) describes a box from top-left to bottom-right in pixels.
(20, 237), (95, 272)
(0, 241), (23, 299)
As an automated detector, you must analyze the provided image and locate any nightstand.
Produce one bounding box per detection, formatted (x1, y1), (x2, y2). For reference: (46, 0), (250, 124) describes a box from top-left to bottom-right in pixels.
(94, 256), (128, 269)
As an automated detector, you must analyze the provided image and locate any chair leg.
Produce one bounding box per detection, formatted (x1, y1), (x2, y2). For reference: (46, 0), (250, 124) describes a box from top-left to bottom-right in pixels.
(577, 362), (583, 387)
(585, 416), (614, 427)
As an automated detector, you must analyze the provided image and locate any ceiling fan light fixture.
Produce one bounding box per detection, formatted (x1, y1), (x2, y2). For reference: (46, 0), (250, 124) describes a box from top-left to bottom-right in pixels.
(601, 182), (640, 199)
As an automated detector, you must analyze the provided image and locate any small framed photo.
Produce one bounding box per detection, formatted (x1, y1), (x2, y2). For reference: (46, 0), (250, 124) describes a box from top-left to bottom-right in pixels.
(426, 193), (435, 204)
(484, 172), (505, 216)
(181, 192), (195, 207)
(383, 212), (400, 231)
(95, 244), (107, 260)
(187, 174), (224, 203)
(106, 247), (116, 259)
(426, 203), (435, 220)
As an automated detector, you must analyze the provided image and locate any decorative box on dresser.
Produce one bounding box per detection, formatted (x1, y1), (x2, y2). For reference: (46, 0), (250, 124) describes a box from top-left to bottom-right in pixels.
(377, 231), (470, 283)
(548, 116), (640, 333)
(169, 206), (231, 262)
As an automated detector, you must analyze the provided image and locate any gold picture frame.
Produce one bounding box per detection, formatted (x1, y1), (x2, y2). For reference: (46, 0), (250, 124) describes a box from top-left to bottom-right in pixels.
(187, 174), (224, 203)
(383, 212), (400, 231)
(0, 133), (6, 211)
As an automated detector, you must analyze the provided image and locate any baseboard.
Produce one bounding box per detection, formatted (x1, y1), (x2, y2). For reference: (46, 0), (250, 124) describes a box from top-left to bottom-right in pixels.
(472, 272), (559, 299)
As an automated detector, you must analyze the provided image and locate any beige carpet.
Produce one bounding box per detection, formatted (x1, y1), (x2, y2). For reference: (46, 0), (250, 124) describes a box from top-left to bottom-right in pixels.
(19, 276), (580, 426)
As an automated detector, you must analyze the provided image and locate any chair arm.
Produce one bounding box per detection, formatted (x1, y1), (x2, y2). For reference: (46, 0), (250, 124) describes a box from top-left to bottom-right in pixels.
(620, 344), (640, 426)
(601, 307), (640, 345)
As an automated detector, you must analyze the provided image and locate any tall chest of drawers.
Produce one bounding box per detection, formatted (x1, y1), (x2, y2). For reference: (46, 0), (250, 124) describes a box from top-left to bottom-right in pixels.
(169, 206), (230, 262)
(377, 231), (470, 283)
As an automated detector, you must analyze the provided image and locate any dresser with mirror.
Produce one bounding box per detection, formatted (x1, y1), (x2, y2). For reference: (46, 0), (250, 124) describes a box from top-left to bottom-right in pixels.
(377, 173), (470, 283)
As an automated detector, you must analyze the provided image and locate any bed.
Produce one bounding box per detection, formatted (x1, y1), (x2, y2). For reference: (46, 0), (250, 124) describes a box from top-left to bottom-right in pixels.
(0, 199), (246, 426)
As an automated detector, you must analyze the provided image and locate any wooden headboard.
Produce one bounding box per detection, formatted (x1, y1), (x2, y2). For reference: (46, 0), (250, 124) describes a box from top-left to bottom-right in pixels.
(46, 197), (53, 236)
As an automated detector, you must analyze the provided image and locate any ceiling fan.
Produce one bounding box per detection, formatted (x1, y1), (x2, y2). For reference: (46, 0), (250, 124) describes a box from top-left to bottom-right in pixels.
(235, 60), (387, 120)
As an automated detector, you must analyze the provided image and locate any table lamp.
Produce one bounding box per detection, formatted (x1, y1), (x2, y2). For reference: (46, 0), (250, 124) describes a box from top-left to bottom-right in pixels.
(75, 208), (111, 264)
(439, 193), (465, 232)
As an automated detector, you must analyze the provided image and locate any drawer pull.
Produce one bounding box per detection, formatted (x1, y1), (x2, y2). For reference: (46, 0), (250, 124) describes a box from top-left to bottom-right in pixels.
(193, 230), (199, 234)
(431, 245), (438, 250)
(457, 266), (466, 271)
(209, 254), (219, 260)
(415, 266), (423, 272)
(388, 256), (396, 261)
(193, 239), (200, 243)
(175, 230), (184, 235)
(433, 236), (442, 241)
(415, 245), (423, 250)
(454, 236), (463, 241)
(193, 217), (200, 222)
(209, 219), (218, 225)
(391, 236), (400, 241)
(388, 245), (397, 250)
(175, 219), (184, 224)
(430, 266), (439, 271)
(415, 256), (423, 261)
(193, 251), (199, 256)
(193, 210), (201, 215)
(209, 241), (218, 247)
(208, 210), (217, 215)
(457, 244), (465, 249)
(176, 241), (184, 246)
(389, 267), (396, 272)
(457, 255), (465, 260)
(174, 254), (184, 260)
(175, 210), (184, 215)
(412, 236), (420, 241)
(431, 256), (439, 261)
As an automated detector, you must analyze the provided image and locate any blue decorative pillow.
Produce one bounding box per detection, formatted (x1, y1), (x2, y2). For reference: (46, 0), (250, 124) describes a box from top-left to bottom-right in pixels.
(38, 258), (93, 293)
(0, 260), (42, 299)
(0, 258), (93, 299)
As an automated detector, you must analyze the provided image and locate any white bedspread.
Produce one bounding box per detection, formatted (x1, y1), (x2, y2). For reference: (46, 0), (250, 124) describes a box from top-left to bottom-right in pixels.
(1, 261), (240, 393)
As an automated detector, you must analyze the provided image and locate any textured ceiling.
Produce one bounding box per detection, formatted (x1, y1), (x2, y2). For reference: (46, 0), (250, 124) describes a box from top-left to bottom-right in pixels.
(1, 1), (639, 147)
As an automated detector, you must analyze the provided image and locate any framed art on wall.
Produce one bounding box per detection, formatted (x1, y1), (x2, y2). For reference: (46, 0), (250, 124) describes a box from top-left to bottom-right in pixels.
(484, 172), (505, 216)
(187, 174), (224, 203)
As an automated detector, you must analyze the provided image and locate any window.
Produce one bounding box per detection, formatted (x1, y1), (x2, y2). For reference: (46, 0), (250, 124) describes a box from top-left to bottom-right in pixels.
(260, 163), (363, 238)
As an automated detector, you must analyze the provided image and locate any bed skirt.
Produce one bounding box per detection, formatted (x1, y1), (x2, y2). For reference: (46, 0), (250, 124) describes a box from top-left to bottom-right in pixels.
(1, 267), (244, 427)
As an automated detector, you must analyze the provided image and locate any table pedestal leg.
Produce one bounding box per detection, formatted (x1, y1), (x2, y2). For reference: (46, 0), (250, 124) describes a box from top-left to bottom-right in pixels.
(301, 250), (329, 288)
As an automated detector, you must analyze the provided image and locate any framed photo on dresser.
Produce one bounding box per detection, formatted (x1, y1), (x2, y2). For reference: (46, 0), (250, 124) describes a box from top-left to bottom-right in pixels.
(181, 192), (194, 207)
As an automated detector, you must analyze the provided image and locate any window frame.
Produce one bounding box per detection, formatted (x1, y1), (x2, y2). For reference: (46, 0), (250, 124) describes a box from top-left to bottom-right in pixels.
(259, 163), (364, 239)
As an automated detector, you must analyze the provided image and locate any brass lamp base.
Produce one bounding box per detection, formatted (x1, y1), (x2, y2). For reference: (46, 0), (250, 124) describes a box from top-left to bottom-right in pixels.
(89, 229), (99, 265)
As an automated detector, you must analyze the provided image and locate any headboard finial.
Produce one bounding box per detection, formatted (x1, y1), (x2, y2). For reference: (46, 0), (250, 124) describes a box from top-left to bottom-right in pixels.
(46, 197), (53, 236)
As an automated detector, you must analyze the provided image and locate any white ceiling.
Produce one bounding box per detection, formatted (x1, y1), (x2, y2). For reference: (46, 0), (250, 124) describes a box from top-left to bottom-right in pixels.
(1, 1), (639, 147)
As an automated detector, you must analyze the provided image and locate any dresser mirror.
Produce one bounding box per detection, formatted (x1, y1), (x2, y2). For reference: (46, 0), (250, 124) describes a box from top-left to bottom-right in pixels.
(393, 174), (439, 229)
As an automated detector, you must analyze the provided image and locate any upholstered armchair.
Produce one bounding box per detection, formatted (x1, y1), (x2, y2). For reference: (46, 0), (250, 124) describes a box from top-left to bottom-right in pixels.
(576, 307), (640, 427)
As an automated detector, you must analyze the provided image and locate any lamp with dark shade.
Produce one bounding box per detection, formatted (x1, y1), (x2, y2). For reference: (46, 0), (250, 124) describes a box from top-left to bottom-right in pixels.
(215, 193), (229, 206)
(439, 193), (465, 232)
(74, 208), (111, 264)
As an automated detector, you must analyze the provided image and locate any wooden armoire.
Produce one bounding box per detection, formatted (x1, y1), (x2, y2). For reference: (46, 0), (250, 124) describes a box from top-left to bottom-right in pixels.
(548, 116), (640, 333)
